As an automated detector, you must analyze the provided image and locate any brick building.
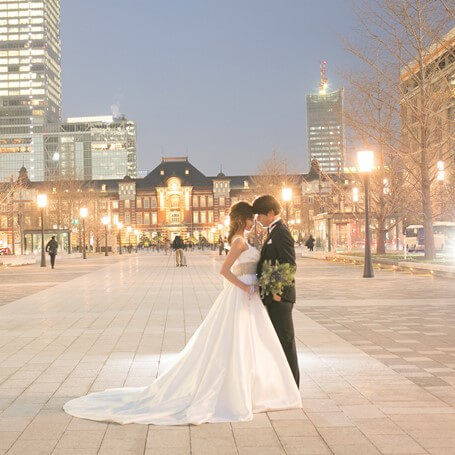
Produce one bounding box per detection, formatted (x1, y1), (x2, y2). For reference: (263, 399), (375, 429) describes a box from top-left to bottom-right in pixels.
(0, 157), (360, 254)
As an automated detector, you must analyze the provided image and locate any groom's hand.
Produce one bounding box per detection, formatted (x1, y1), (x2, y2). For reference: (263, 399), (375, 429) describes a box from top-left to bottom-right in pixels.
(272, 294), (281, 302)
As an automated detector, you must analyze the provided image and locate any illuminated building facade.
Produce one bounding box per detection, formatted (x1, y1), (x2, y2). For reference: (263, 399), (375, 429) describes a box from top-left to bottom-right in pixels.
(0, 158), (362, 255)
(306, 63), (345, 173)
(39, 115), (137, 181)
(0, 0), (61, 181)
(306, 88), (345, 173)
(0, 2), (137, 182)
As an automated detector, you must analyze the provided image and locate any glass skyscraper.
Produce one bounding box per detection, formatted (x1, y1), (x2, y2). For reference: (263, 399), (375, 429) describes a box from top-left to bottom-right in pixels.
(39, 115), (137, 180)
(0, 0), (61, 181)
(306, 88), (345, 173)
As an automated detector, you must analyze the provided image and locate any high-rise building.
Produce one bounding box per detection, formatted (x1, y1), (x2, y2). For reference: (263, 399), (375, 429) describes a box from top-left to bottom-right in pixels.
(33, 115), (137, 181)
(0, 0), (61, 181)
(0, 1), (138, 182)
(306, 61), (345, 173)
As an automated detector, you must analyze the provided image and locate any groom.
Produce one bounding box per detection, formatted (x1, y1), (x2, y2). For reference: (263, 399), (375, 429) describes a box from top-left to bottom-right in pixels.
(253, 195), (300, 387)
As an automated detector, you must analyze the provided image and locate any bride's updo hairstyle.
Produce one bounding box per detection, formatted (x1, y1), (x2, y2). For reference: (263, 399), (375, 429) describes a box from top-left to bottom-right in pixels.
(228, 202), (254, 244)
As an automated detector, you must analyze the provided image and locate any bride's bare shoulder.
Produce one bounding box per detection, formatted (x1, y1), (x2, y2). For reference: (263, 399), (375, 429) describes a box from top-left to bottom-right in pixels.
(230, 236), (248, 251)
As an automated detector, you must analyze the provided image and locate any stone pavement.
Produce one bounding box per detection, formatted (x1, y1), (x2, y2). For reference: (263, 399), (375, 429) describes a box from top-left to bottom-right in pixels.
(0, 254), (122, 306)
(0, 251), (454, 455)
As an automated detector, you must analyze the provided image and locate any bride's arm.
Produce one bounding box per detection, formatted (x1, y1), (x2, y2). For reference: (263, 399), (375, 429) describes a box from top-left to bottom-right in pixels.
(219, 239), (251, 294)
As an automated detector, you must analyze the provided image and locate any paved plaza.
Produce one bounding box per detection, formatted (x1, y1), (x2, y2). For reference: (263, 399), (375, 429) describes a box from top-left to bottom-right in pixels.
(0, 251), (455, 455)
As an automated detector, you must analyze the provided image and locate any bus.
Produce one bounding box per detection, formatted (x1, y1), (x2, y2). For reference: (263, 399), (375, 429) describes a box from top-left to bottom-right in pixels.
(405, 222), (455, 253)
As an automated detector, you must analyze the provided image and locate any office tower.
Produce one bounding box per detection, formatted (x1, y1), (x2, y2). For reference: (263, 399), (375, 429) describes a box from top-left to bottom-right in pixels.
(41, 115), (137, 180)
(306, 61), (345, 173)
(0, 0), (61, 181)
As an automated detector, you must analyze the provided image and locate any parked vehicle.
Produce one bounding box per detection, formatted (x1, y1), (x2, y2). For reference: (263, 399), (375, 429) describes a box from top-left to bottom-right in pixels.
(405, 222), (455, 252)
(0, 247), (12, 255)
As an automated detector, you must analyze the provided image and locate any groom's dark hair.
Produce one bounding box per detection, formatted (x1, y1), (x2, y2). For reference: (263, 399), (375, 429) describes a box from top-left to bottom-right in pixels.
(252, 195), (281, 215)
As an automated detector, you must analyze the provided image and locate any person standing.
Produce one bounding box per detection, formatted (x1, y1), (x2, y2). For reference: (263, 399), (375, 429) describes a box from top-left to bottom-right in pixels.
(45, 235), (58, 269)
(172, 235), (185, 267)
(218, 237), (224, 255)
(253, 195), (300, 387)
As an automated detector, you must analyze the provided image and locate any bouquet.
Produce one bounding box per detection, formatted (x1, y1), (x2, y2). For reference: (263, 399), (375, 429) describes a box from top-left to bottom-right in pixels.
(258, 260), (296, 300)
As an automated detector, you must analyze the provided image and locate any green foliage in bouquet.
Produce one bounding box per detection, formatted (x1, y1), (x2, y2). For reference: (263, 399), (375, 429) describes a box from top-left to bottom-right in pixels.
(258, 260), (296, 299)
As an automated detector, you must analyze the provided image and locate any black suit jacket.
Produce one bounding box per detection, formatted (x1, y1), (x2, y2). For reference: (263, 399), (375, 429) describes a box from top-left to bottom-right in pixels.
(257, 220), (296, 305)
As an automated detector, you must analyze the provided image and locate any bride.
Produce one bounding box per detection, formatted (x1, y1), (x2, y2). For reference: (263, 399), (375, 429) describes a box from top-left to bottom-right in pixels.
(64, 202), (302, 425)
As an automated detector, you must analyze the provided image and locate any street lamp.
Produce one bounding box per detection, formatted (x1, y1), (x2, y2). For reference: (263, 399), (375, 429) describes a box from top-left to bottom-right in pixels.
(127, 226), (132, 252)
(134, 229), (139, 252)
(80, 207), (88, 259)
(357, 150), (375, 278)
(281, 187), (292, 224)
(102, 216), (110, 257)
(37, 193), (47, 267)
(437, 160), (445, 181)
(117, 221), (123, 254)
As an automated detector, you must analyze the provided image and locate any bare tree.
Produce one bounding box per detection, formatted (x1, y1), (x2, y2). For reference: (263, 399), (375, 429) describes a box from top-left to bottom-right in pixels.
(346, 0), (455, 259)
(251, 152), (300, 201)
(344, 72), (411, 254)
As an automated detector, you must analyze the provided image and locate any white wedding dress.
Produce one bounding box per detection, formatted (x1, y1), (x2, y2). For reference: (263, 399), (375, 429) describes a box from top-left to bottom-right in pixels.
(64, 239), (301, 425)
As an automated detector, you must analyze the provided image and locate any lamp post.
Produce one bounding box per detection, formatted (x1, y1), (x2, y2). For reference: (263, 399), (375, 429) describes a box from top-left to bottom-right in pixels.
(102, 216), (110, 256)
(127, 226), (132, 252)
(357, 150), (375, 278)
(117, 221), (123, 254)
(37, 194), (47, 267)
(437, 160), (445, 219)
(281, 187), (292, 224)
(80, 207), (88, 259)
(134, 229), (139, 252)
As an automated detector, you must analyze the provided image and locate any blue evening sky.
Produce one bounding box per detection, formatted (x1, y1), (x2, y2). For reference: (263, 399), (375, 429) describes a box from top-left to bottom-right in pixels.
(61, 1), (360, 176)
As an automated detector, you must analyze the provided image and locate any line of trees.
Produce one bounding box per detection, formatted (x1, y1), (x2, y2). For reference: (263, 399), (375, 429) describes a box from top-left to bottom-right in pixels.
(345, 0), (454, 260)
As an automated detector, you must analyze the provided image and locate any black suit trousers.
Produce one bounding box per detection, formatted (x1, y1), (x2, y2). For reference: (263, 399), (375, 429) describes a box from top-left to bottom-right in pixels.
(266, 300), (300, 388)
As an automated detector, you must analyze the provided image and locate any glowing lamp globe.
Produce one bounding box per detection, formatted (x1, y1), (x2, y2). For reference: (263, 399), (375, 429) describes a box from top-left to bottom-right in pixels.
(357, 151), (374, 173)
(281, 187), (292, 202)
(37, 193), (47, 208)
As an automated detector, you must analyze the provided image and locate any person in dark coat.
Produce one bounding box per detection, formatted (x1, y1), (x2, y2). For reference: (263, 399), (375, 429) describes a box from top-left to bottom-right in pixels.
(253, 195), (300, 387)
(45, 235), (58, 269)
(305, 235), (315, 252)
(218, 237), (224, 255)
(172, 236), (186, 266)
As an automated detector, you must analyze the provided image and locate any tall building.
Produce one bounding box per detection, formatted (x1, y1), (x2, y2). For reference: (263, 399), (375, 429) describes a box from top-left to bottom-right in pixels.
(306, 61), (345, 173)
(40, 115), (137, 180)
(0, 0), (61, 181)
(0, 1), (138, 182)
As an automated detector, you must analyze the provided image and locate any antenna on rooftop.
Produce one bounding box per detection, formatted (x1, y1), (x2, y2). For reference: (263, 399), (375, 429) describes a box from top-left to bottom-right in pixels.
(319, 60), (328, 94)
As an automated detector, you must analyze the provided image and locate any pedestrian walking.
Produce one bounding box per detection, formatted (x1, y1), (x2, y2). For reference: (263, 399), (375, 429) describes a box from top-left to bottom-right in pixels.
(45, 235), (58, 269)
(305, 234), (315, 252)
(172, 235), (186, 267)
